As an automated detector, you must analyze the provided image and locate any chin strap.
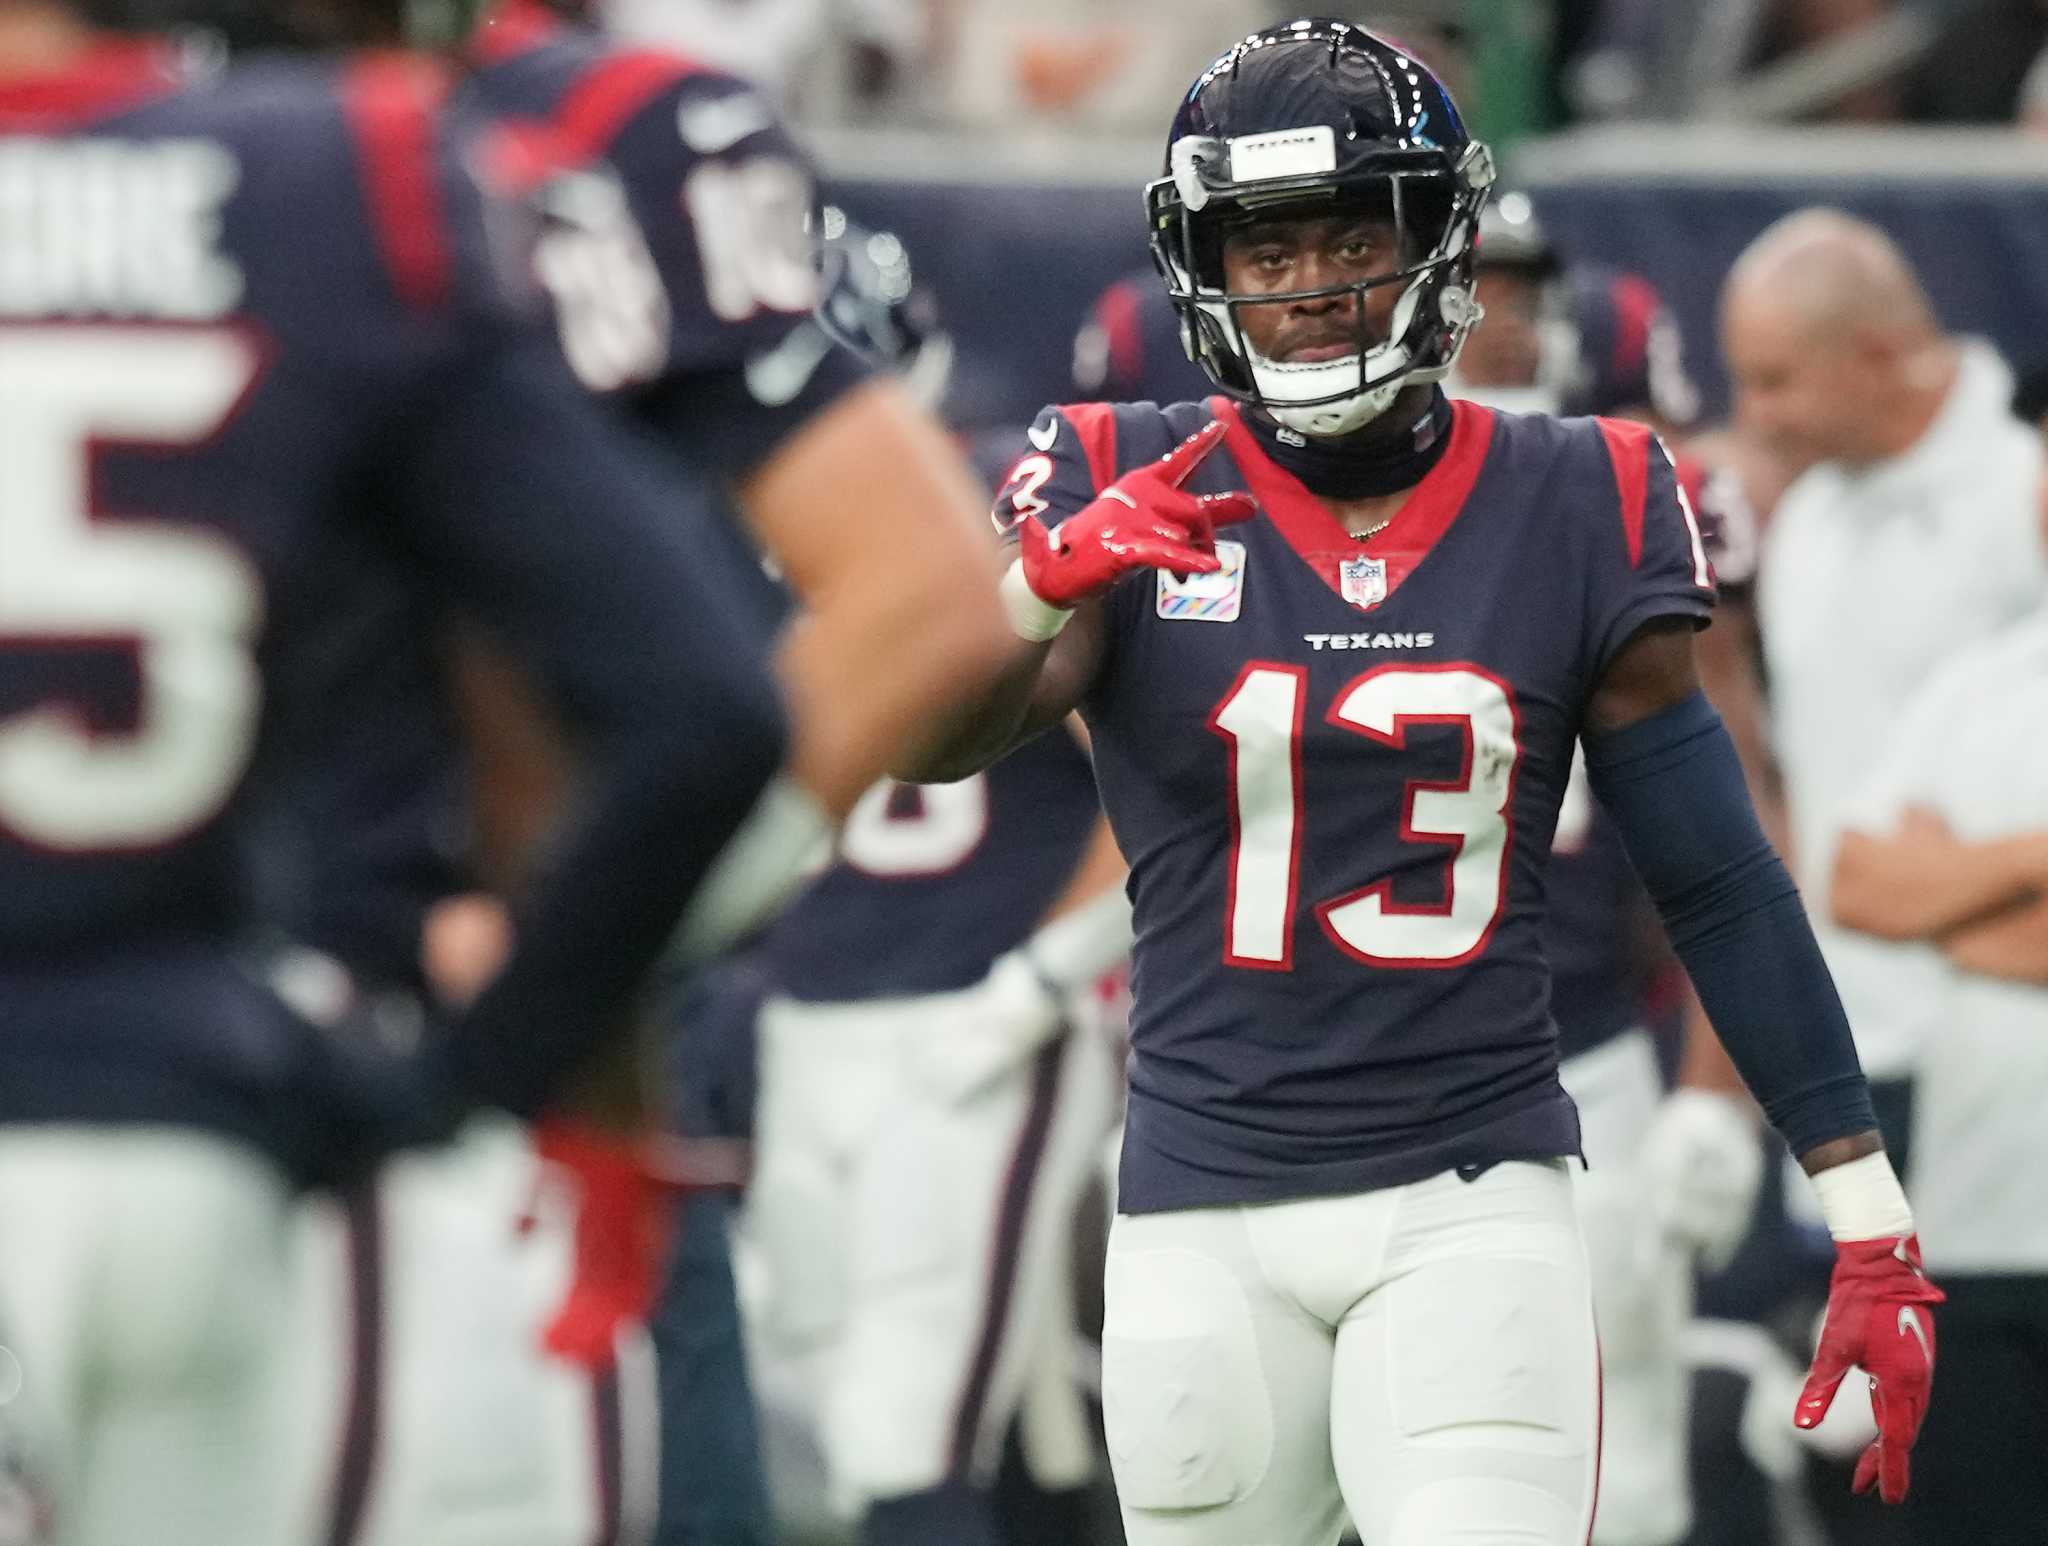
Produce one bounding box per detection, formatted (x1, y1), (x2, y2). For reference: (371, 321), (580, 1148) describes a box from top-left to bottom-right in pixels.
(1239, 388), (1454, 498)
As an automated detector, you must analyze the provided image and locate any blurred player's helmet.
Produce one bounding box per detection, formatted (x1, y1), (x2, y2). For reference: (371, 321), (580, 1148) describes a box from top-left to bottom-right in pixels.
(812, 205), (954, 410)
(1475, 190), (1559, 279)
(1145, 18), (1495, 438)
(1555, 267), (1701, 428)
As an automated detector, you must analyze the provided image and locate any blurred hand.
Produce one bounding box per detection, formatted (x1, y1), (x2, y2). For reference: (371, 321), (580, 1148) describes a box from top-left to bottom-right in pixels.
(1640, 1089), (1763, 1271)
(420, 892), (513, 1009)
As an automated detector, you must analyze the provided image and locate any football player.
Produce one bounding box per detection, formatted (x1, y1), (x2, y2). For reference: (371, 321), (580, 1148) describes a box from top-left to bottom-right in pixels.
(905, 22), (1941, 1545)
(0, 2), (788, 1543)
(282, 2), (1021, 1532)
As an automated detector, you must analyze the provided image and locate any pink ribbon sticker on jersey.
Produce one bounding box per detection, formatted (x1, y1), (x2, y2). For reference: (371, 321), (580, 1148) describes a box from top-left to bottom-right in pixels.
(1156, 540), (1246, 623)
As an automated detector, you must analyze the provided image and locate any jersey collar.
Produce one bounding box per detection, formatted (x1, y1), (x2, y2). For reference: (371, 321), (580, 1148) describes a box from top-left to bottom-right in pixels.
(1212, 395), (1496, 610)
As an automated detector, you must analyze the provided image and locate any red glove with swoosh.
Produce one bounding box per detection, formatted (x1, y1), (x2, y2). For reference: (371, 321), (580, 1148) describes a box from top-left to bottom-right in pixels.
(1006, 419), (1256, 636)
(1795, 1234), (1946, 1504)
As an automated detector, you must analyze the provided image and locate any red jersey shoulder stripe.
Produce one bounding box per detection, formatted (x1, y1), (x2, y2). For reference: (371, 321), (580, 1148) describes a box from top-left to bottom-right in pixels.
(1595, 416), (1654, 568)
(1055, 402), (1120, 494)
(0, 38), (182, 130)
(340, 52), (454, 314)
(545, 49), (708, 169)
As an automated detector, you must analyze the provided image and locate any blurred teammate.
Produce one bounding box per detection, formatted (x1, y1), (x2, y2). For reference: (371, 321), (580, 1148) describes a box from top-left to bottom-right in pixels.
(908, 22), (1938, 1544)
(0, 2), (788, 1542)
(466, 0), (1009, 831)
(281, 7), (1019, 1538)
(740, 222), (1129, 1546)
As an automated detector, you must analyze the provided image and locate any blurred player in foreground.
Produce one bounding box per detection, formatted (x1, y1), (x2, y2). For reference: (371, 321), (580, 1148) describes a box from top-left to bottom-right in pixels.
(908, 21), (1939, 1544)
(273, 4), (1021, 1539)
(728, 210), (1131, 1546)
(0, 1), (788, 1541)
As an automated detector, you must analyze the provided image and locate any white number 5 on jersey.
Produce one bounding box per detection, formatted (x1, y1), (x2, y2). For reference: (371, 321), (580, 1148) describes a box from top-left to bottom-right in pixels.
(0, 326), (264, 850)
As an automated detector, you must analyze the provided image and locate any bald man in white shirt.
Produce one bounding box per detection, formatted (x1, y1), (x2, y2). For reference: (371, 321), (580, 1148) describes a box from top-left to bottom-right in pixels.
(1721, 208), (2048, 1165)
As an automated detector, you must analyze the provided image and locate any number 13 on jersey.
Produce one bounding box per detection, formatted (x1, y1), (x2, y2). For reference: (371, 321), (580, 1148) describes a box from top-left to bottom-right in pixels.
(1209, 663), (1520, 970)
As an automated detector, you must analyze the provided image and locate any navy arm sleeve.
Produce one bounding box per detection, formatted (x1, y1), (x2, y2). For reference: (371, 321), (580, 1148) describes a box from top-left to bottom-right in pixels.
(391, 330), (787, 1118)
(1583, 691), (1877, 1155)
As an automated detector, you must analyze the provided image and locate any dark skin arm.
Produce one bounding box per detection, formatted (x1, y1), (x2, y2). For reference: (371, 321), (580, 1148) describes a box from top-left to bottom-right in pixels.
(1586, 616), (1882, 1180)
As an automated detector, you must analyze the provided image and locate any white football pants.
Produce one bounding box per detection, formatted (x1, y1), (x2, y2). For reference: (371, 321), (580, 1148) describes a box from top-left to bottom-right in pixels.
(288, 1117), (655, 1546)
(744, 989), (1121, 1507)
(1559, 1029), (1692, 1546)
(0, 1127), (294, 1546)
(1102, 1159), (1599, 1546)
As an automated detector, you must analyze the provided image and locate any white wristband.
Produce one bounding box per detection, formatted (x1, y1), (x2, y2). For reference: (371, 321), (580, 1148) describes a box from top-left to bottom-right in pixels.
(1000, 557), (1072, 642)
(1809, 1150), (1914, 1242)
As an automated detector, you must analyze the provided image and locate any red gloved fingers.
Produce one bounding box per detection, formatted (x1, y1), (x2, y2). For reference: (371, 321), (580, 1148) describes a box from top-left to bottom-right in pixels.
(1793, 1338), (1855, 1430)
(1190, 490), (1259, 528)
(1111, 537), (1223, 575)
(1128, 418), (1232, 493)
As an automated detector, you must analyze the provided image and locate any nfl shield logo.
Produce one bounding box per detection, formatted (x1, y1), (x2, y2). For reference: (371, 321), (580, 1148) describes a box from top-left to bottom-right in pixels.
(1339, 555), (1387, 610)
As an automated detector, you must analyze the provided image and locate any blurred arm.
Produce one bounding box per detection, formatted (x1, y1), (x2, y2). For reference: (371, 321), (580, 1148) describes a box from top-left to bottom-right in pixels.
(739, 378), (1013, 817)
(1830, 818), (2048, 942)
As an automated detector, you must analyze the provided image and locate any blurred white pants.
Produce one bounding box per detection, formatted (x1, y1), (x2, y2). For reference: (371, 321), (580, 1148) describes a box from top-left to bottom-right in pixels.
(288, 1118), (653, 1546)
(0, 1127), (292, 1546)
(745, 989), (1120, 1506)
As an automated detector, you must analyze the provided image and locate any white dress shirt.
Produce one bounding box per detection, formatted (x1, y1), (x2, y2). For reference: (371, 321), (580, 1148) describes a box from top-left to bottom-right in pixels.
(1760, 339), (2047, 1078)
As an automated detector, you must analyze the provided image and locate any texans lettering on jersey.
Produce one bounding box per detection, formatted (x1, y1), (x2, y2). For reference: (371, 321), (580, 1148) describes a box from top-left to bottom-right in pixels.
(994, 395), (1716, 1212)
(466, 0), (869, 480)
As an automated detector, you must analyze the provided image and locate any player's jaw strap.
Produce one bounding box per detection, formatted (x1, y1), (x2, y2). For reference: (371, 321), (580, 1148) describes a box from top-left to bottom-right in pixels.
(1583, 690), (1877, 1156)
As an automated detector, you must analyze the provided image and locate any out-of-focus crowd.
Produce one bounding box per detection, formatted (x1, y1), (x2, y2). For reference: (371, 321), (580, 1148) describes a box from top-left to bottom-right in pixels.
(655, 0), (2048, 136)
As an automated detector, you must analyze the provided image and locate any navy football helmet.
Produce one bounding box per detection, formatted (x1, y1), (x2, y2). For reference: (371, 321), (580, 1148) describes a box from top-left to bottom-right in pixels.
(1146, 18), (1495, 437)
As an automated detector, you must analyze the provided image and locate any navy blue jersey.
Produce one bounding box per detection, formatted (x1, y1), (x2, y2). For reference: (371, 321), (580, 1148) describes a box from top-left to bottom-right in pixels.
(0, 41), (780, 1178)
(465, 0), (869, 483)
(764, 727), (1103, 1003)
(995, 394), (1716, 1212)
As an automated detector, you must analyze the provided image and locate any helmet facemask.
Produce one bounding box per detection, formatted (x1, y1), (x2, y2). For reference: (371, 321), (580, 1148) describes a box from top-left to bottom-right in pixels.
(1147, 134), (1492, 440)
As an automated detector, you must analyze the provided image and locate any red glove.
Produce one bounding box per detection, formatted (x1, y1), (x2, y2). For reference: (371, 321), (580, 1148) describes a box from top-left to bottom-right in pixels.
(529, 1123), (676, 1368)
(1795, 1234), (1946, 1504)
(1017, 419), (1256, 610)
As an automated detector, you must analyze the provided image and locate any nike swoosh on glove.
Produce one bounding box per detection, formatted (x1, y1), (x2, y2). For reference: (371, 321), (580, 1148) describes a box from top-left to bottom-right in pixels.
(1795, 1234), (1945, 1504)
(1017, 418), (1257, 609)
